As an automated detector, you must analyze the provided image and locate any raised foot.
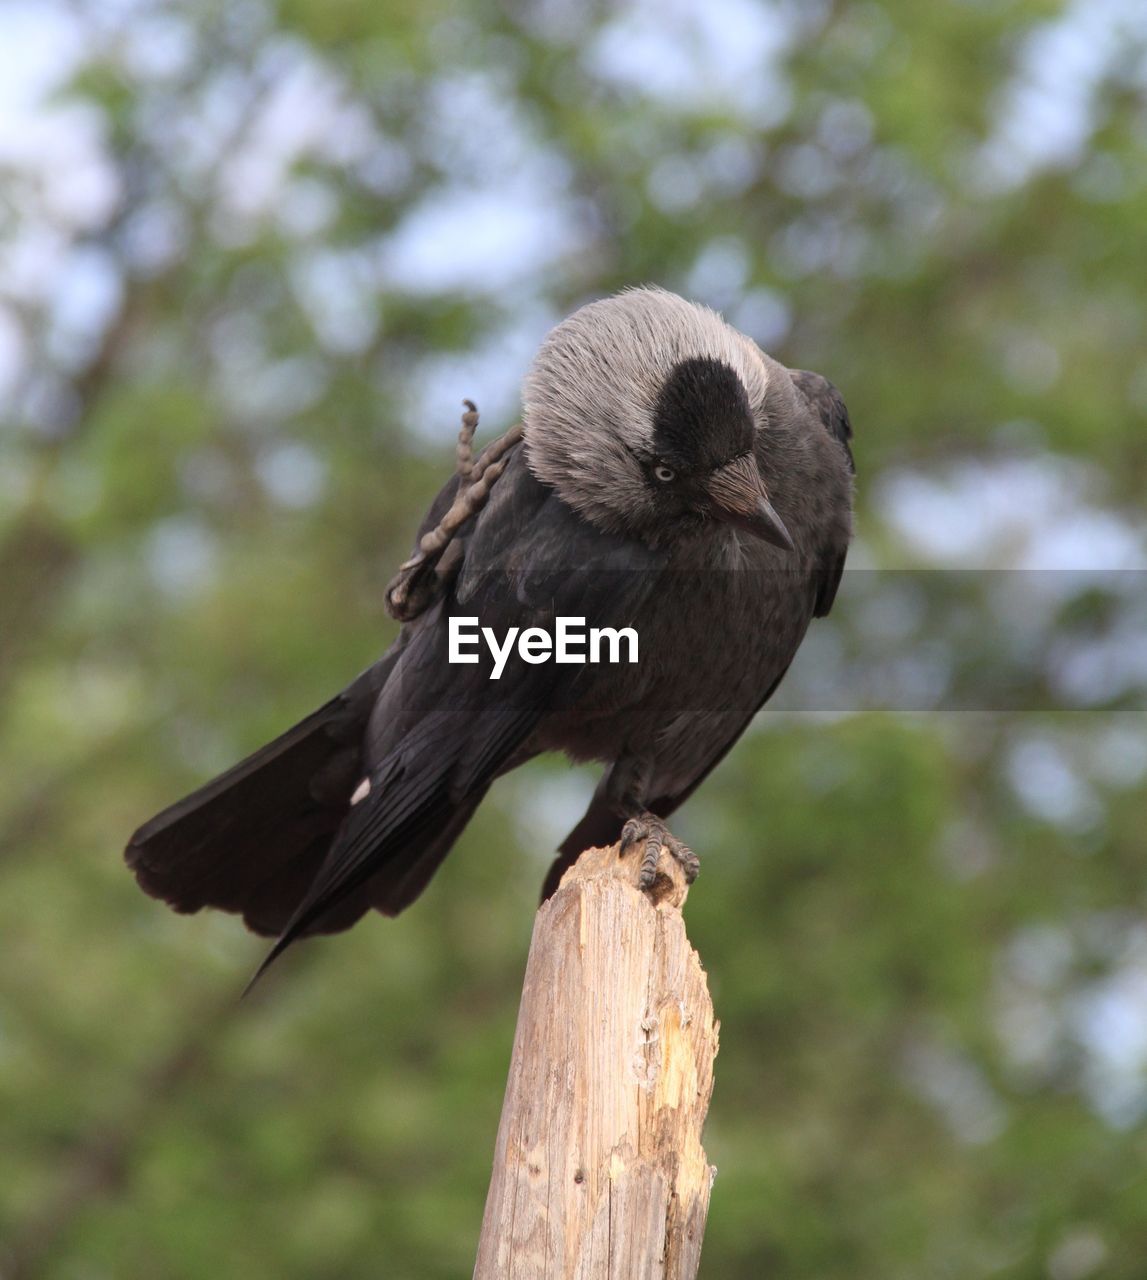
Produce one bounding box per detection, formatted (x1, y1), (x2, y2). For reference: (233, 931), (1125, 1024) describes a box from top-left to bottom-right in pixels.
(385, 407), (523, 622)
(619, 813), (700, 890)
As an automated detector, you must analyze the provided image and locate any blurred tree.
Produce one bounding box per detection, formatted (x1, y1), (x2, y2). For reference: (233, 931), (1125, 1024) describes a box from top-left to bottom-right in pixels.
(1, 0), (1146, 1277)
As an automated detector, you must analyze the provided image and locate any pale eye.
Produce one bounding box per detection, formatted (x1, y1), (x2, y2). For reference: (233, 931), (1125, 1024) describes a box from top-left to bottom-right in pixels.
(653, 464), (676, 483)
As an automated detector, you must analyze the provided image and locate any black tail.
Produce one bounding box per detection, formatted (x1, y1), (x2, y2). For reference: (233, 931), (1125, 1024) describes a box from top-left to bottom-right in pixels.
(126, 661), (390, 940)
(245, 697), (543, 985)
(130, 622), (551, 988)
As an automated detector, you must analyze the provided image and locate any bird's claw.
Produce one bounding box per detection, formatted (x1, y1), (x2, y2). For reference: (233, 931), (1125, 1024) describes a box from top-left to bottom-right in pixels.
(385, 406), (524, 622)
(385, 539), (463, 622)
(619, 813), (699, 889)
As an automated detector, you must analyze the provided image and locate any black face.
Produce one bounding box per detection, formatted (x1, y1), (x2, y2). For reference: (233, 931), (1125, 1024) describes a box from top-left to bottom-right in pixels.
(650, 356), (755, 475)
(645, 357), (756, 508)
(638, 354), (793, 548)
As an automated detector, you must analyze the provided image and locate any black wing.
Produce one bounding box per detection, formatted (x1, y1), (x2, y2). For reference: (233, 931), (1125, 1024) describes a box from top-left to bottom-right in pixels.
(791, 368), (854, 474)
(791, 368), (854, 618)
(252, 446), (665, 976)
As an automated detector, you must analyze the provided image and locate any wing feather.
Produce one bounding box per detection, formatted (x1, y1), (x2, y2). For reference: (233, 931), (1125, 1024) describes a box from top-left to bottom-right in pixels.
(254, 447), (663, 971)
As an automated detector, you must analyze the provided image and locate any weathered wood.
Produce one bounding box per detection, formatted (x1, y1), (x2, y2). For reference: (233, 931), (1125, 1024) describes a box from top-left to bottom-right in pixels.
(474, 842), (719, 1279)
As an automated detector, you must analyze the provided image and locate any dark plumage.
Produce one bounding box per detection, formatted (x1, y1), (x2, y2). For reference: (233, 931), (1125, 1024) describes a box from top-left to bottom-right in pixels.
(126, 287), (855, 981)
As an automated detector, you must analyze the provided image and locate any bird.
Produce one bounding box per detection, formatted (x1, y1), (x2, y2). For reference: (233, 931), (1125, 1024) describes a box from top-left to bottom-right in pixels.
(126, 286), (855, 983)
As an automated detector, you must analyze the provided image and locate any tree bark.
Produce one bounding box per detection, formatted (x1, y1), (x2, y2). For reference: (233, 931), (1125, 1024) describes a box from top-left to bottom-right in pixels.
(474, 841), (719, 1279)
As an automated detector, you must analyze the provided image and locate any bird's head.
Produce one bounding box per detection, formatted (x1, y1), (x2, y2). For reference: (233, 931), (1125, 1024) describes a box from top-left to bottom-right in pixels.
(522, 287), (793, 550)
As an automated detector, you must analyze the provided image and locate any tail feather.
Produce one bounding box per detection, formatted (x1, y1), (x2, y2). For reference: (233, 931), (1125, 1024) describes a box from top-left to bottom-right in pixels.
(253, 760), (449, 965)
(129, 639), (545, 991)
(126, 662), (388, 938)
(246, 699), (542, 984)
(368, 790), (486, 916)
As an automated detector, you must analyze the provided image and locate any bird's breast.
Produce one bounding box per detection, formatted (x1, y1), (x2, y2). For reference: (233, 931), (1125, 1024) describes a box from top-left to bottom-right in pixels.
(534, 533), (815, 771)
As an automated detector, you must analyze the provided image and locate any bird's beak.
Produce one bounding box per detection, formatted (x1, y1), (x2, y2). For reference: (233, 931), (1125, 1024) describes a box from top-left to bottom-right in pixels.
(706, 454), (795, 551)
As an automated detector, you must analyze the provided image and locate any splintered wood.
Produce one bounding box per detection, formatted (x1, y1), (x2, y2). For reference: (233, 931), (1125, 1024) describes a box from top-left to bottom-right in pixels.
(474, 842), (719, 1280)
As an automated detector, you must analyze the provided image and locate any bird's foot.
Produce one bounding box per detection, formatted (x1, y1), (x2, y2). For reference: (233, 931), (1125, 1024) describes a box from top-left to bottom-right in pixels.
(385, 409), (523, 622)
(455, 398), (479, 481)
(619, 813), (700, 890)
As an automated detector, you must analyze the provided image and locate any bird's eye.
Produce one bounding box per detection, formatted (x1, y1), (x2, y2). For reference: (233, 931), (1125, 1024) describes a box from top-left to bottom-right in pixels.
(653, 464), (676, 483)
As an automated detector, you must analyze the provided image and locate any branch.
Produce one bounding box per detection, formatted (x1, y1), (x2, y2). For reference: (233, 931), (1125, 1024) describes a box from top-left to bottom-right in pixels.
(474, 841), (719, 1279)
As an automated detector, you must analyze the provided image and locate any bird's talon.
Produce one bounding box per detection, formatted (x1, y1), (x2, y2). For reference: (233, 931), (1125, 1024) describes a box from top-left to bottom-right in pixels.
(638, 838), (662, 889)
(619, 813), (697, 890)
(619, 816), (643, 855)
(457, 399), (479, 481)
(676, 843), (700, 885)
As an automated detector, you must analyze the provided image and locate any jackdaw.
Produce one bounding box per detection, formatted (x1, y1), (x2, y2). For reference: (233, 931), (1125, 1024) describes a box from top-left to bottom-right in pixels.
(126, 287), (855, 979)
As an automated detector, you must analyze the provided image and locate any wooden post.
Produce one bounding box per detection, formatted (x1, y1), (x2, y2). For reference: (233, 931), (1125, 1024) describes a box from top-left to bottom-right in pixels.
(474, 842), (719, 1279)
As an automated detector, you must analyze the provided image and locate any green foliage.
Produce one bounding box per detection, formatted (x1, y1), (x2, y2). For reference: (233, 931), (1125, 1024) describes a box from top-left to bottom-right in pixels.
(2, 1), (1146, 1276)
